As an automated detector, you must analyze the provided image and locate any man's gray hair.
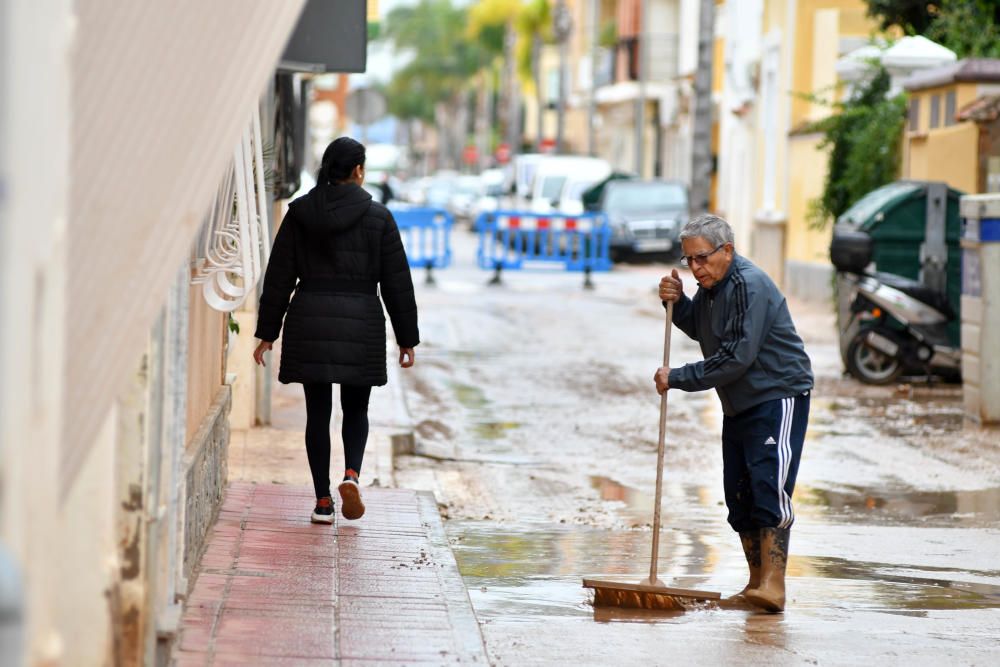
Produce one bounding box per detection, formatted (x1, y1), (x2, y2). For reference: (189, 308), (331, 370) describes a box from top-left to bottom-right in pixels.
(679, 214), (735, 247)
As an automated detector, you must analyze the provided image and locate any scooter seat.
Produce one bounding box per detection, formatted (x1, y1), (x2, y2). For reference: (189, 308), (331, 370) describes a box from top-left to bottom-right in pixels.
(872, 271), (955, 318)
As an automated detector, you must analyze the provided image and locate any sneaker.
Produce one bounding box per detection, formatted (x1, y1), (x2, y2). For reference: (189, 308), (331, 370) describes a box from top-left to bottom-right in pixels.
(338, 469), (365, 520)
(311, 496), (335, 524)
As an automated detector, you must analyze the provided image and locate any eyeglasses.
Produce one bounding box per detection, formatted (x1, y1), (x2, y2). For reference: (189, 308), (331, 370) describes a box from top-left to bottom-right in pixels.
(680, 244), (725, 268)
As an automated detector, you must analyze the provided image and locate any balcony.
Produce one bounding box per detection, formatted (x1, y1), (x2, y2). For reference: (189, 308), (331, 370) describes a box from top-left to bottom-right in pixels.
(616, 33), (678, 83)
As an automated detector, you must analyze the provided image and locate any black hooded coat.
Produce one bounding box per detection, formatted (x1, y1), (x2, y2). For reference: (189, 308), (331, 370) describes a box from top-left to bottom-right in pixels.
(254, 182), (419, 386)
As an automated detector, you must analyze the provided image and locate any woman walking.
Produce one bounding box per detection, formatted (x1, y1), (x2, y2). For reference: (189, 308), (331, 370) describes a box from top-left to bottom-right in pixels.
(252, 137), (419, 523)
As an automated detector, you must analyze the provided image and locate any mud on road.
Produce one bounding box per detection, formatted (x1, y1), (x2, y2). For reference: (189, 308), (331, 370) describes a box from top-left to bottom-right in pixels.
(393, 231), (1000, 666)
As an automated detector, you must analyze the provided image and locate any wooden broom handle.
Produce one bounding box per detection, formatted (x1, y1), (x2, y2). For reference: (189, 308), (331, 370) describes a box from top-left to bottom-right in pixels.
(648, 300), (673, 585)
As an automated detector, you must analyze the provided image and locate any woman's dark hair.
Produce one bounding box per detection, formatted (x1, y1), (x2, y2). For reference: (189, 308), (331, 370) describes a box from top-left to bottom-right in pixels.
(317, 137), (366, 184)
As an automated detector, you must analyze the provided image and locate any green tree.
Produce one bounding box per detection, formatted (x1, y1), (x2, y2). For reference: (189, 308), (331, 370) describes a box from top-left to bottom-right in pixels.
(380, 0), (493, 124)
(467, 0), (526, 152)
(863, 0), (936, 33)
(807, 65), (908, 228)
(468, 0), (553, 150)
(925, 1), (1000, 58)
(863, 0), (1000, 57)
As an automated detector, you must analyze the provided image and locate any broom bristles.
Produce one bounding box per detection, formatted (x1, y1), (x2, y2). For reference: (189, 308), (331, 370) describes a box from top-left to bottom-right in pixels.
(591, 586), (686, 611)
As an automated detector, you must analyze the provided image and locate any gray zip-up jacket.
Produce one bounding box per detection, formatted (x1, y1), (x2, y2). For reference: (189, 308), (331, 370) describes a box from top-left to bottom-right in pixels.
(667, 254), (813, 416)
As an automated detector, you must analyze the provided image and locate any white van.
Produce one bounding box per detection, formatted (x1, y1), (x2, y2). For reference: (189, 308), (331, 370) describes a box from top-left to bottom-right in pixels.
(527, 156), (611, 214)
(506, 153), (544, 209)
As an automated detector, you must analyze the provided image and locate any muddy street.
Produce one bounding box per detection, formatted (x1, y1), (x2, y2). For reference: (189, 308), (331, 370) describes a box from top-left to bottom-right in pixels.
(394, 229), (1000, 665)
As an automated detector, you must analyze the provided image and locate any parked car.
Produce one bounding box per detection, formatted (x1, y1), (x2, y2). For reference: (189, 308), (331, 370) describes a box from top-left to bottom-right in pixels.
(509, 153), (544, 208)
(446, 175), (483, 223)
(527, 156), (612, 214)
(591, 180), (688, 262)
(470, 168), (506, 227)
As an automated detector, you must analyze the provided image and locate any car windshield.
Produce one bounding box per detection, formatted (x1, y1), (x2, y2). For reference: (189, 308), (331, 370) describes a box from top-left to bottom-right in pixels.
(540, 176), (567, 200)
(426, 184), (452, 205)
(455, 178), (480, 195)
(604, 183), (687, 214)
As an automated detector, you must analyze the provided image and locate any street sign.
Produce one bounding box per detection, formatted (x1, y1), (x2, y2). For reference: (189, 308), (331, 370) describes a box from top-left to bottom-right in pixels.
(345, 88), (387, 127)
(496, 142), (511, 164)
(463, 145), (479, 166)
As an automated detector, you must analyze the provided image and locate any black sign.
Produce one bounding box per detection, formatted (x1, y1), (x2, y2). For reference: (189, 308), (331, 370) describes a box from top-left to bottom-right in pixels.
(280, 0), (367, 74)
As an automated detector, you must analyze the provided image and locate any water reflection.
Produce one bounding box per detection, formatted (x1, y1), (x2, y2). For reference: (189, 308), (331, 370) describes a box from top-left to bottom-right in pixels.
(742, 613), (788, 649)
(592, 606), (687, 623)
(797, 485), (1000, 526)
(450, 520), (1000, 625)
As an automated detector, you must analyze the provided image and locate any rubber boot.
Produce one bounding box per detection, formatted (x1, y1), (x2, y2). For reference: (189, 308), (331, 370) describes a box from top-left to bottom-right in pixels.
(745, 527), (789, 612)
(730, 530), (762, 599)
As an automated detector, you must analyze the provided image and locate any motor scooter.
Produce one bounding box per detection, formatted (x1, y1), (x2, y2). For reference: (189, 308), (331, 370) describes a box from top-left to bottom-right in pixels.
(838, 270), (961, 384)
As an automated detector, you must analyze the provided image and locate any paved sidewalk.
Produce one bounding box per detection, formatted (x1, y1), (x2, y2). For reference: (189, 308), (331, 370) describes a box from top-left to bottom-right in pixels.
(173, 481), (487, 665)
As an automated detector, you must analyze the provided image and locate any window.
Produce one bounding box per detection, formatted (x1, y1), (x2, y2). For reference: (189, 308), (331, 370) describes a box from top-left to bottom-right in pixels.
(945, 90), (957, 126)
(930, 94), (941, 129)
(909, 98), (920, 132)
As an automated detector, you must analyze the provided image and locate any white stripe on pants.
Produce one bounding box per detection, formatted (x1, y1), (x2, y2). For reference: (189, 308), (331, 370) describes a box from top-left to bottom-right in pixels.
(777, 397), (795, 528)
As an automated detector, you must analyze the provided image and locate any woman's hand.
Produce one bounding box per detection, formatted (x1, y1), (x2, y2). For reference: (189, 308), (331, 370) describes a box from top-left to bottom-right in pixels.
(399, 347), (415, 368)
(658, 269), (683, 303)
(253, 340), (273, 366)
(654, 366), (670, 394)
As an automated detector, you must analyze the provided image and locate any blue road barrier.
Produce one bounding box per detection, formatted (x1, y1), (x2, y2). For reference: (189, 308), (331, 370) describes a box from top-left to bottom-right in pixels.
(389, 207), (453, 281)
(474, 211), (611, 283)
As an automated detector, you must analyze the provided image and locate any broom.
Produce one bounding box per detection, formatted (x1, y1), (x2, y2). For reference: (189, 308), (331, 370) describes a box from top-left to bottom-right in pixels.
(583, 301), (721, 610)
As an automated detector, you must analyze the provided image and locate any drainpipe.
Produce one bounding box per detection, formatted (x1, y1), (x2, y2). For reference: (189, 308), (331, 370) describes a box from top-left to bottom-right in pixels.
(142, 308), (166, 665)
(160, 265), (189, 638)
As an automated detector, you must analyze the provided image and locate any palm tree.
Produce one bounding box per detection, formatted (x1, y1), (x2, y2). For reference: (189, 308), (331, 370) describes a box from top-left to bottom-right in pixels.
(468, 0), (523, 158)
(381, 0), (497, 167)
(517, 0), (552, 152)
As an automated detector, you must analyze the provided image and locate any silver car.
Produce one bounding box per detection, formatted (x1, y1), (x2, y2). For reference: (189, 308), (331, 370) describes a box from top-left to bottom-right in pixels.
(600, 180), (688, 262)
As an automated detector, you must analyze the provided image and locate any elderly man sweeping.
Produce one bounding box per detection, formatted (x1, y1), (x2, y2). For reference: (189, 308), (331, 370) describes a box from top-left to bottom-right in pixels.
(654, 214), (814, 613)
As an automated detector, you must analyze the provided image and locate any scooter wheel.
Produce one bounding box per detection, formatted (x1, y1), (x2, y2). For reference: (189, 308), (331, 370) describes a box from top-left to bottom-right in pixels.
(846, 333), (904, 385)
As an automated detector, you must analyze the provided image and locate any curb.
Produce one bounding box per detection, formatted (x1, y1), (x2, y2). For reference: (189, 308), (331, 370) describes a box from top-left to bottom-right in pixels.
(415, 490), (490, 663)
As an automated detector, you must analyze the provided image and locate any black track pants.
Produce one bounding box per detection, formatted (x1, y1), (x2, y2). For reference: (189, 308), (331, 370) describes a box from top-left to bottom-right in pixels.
(721, 393), (810, 532)
(302, 383), (372, 499)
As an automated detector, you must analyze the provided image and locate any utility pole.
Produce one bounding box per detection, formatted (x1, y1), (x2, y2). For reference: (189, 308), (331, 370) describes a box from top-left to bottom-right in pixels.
(690, 0), (716, 215)
(634, 0), (648, 176)
(553, 0), (573, 154)
(588, 0), (600, 156)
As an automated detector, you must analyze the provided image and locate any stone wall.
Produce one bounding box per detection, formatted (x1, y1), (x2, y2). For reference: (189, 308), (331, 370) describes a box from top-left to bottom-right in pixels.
(182, 386), (231, 584)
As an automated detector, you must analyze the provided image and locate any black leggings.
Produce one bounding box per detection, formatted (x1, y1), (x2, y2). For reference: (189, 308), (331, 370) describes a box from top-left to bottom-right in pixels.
(302, 383), (372, 499)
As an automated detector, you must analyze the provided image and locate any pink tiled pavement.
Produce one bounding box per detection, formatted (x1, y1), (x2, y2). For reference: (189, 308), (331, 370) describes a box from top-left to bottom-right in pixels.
(173, 482), (487, 665)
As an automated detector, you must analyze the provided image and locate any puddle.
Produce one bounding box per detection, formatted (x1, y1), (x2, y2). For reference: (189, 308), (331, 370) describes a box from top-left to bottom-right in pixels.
(802, 555), (1000, 611)
(448, 521), (723, 622)
(590, 475), (653, 514)
(448, 519), (1000, 627)
(448, 380), (489, 410)
(798, 485), (1000, 526)
(589, 475), (721, 527)
(813, 395), (966, 439)
(472, 421), (521, 440)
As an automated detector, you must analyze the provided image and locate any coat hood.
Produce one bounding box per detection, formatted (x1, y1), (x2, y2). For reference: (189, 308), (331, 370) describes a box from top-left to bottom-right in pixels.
(291, 182), (373, 233)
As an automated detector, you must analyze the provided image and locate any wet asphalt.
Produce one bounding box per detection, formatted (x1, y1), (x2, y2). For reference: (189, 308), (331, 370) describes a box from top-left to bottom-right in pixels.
(393, 228), (1000, 666)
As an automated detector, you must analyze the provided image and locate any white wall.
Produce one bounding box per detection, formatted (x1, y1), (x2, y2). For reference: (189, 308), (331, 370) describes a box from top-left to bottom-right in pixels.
(0, 0), (72, 663)
(716, 0), (763, 252)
